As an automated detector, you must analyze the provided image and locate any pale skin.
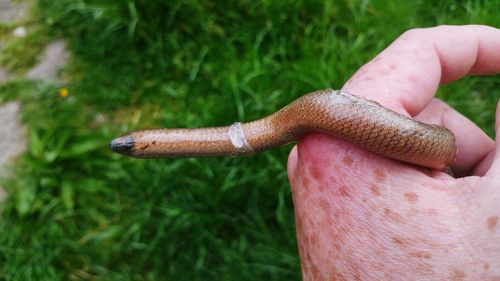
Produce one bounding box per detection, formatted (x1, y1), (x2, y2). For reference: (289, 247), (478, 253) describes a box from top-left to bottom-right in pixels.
(287, 25), (500, 280)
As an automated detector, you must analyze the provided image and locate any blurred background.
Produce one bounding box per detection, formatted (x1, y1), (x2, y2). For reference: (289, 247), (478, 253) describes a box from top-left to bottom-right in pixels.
(0, 0), (498, 280)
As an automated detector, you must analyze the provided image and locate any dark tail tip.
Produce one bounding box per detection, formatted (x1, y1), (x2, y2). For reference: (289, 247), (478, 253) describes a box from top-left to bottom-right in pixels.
(110, 135), (134, 155)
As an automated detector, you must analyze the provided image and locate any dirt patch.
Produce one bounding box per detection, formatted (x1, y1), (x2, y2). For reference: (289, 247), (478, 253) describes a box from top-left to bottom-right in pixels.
(26, 40), (70, 80)
(0, 101), (26, 200)
(0, 67), (8, 82)
(0, 0), (30, 23)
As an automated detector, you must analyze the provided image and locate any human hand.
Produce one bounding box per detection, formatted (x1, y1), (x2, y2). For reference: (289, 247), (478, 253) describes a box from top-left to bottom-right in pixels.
(287, 25), (500, 280)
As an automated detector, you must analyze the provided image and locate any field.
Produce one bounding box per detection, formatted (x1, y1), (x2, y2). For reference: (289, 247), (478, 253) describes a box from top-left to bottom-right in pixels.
(0, 0), (499, 280)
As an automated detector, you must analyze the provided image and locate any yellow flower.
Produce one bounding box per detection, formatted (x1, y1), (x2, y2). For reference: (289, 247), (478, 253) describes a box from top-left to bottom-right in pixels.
(59, 88), (69, 98)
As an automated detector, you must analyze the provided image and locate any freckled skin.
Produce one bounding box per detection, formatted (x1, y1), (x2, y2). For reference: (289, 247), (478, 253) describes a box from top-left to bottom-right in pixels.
(289, 134), (500, 280)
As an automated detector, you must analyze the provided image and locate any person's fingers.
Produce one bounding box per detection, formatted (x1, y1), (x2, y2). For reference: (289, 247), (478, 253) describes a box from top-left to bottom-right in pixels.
(473, 149), (495, 177)
(486, 100), (500, 178)
(340, 25), (500, 175)
(414, 98), (494, 176)
(343, 25), (500, 116)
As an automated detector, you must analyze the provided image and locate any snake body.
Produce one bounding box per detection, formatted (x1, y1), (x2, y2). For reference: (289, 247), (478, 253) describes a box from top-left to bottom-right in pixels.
(110, 89), (457, 169)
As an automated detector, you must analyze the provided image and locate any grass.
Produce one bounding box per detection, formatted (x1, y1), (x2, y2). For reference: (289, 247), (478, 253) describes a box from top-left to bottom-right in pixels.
(0, 0), (499, 280)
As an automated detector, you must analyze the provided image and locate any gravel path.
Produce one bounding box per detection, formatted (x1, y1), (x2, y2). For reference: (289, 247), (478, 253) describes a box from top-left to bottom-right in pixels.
(27, 40), (70, 80)
(0, 0), (30, 22)
(0, 102), (26, 199)
(0, 0), (70, 200)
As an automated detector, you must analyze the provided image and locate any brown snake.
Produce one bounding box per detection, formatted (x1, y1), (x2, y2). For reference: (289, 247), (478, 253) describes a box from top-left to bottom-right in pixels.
(110, 89), (457, 169)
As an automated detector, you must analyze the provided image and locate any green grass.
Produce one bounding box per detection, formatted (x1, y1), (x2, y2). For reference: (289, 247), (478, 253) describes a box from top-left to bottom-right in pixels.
(0, 0), (499, 280)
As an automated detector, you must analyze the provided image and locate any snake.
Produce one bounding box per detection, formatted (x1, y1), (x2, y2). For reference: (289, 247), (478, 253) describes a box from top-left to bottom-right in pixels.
(109, 89), (457, 169)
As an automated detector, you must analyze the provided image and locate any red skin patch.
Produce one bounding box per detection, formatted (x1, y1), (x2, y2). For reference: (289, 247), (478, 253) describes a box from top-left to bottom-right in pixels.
(451, 269), (466, 281)
(337, 185), (350, 198)
(371, 184), (381, 196)
(342, 156), (353, 166)
(383, 208), (405, 223)
(373, 168), (387, 183)
(310, 164), (324, 181)
(487, 216), (499, 232)
(404, 192), (419, 203)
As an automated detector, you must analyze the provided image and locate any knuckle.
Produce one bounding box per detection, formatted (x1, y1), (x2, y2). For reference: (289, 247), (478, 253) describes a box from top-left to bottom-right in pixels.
(401, 25), (454, 40)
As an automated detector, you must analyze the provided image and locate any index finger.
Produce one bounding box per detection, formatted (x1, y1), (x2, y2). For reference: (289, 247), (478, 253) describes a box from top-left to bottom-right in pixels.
(342, 25), (500, 116)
